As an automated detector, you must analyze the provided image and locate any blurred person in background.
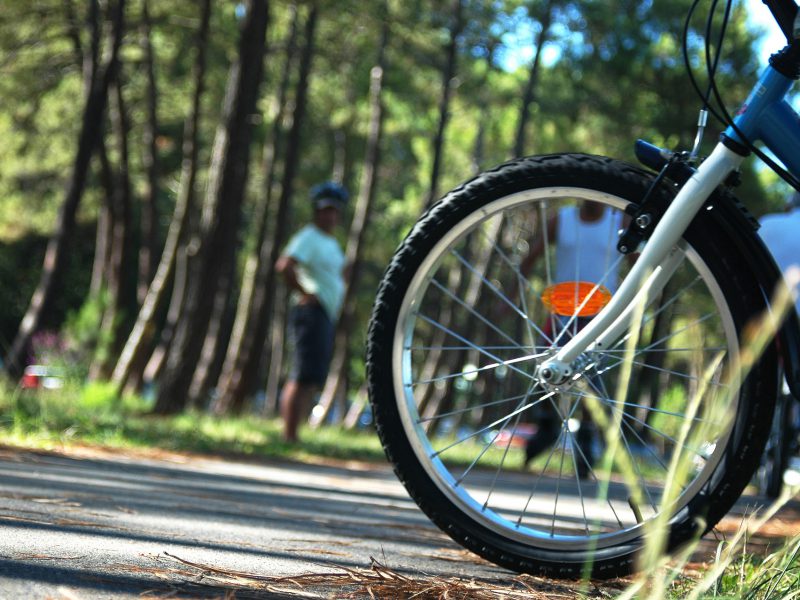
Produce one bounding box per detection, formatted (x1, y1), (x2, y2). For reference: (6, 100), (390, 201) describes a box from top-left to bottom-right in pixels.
(276, 182), (348, 442)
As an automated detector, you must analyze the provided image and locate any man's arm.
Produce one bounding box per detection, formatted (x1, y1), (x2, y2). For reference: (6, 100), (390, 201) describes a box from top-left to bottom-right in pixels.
(276, 255), (318, 305)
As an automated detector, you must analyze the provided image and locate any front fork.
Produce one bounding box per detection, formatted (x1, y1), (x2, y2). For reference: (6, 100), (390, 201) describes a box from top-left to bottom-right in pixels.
(538, 142), (745, 385)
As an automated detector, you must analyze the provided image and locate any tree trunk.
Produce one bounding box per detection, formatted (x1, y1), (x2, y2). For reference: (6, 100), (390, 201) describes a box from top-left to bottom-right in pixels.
(138, 0), (160, 304)
(153, 0), (270, 414)
(187, 249), (237, 406)
(212, 4), (318, 414)
(110, 0), (211, 393)
(312, 9), (390, 427)
(3, 0), (125, 378)
(512, 0), (556, 158)
(187, 3), (303, 409)
(91, 76), (136, 380)
(62, 0), (86, 72)
(263, 285), (288, 416)
(90, 139), (114, 299)
(471, 42), (496, 174)
(141, 241), (191, 384)
(423, 0), (463, 209)
(248, 5), (299, 415)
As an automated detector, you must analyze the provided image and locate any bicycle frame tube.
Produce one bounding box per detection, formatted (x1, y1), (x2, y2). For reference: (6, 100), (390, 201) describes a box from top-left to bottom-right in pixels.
(539, 58), (799, 383)
(725, 64), (800, 177)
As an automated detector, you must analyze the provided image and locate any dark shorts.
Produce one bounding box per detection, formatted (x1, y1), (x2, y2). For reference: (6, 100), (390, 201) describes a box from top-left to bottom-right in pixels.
(288, 303), (334, 386)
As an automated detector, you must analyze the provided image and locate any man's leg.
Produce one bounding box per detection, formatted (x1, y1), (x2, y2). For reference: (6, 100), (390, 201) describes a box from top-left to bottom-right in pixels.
(280, 379), (316, 442)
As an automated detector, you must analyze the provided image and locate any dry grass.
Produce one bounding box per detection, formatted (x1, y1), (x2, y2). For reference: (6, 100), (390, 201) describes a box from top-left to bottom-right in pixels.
(147, 552), (622, 599)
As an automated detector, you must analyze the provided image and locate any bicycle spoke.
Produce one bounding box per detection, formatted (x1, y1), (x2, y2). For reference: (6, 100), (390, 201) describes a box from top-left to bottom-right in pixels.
(456, 402), (526, 487)
(409, 344), (547, 352)
(569, 430), (591, 536)
(430, 391), (556, 458)
(482, 384), (540, 511)
(413, 350), (550, 387)
(624, 358), (727, 387)
(450, 248), (552, 344)
(564, 389), (719, 426)
(416, 391), (542, 425)
(551, 421), (570, 537)
(471, 223), (556, 345)
(592, 375), (659, 512)
(580, 374), (673, 474)
(414, 313), (539, 384)
(597, 312), (722, 375)
(603, 400), (707, 462)
(606, 276), (705, 354)
(518, 425), (567, 529)
(599, 346), (727, 354)
(429, 277), (526, 351)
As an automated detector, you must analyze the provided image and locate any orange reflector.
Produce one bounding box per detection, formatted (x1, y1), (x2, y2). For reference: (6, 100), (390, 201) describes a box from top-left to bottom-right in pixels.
(541, 281), (612, 317)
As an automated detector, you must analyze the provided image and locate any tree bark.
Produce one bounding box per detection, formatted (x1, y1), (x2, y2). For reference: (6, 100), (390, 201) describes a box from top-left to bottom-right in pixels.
(263, 285), (288, 415)
(62, 0), (85, 67)
(471, 42), (496, 174)
(110, 0), (211, 393)
(141, 239), (191, 384)
(138, 0), (160, 304)
(423, 0), (463, 209)
(153, 0), (270, 414)
(91, 75), (136, 380)
(213, 4), (318, 414)
(90, 138), (114, 300)
(187, 249), (237, 406)
(513, 0), (556, 158)
(312, 8), (390, 426)
(3, 0), (125, 378)
(250, 5), (299, 416)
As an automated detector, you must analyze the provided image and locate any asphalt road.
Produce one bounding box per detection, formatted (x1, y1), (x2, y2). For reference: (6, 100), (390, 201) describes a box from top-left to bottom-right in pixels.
(0, 446), (516, 599)
(0, 446), (793, 599)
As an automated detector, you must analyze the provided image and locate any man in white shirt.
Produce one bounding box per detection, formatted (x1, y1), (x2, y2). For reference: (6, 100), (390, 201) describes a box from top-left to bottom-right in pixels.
(521, 201), (623, 476)
(276, 182), (348, 442)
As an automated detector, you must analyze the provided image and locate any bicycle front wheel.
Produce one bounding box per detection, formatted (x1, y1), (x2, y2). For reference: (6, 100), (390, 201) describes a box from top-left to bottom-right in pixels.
(366, 154), (777, 577)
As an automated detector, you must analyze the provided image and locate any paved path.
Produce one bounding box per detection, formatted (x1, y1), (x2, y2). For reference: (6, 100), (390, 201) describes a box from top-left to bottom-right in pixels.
(0, 446), (796, 598)
(0, 447), (514, 598)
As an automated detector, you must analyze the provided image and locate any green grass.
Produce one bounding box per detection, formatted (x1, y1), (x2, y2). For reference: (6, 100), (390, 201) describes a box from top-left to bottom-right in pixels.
(663, 535), (800, 600)
(715, 537), (800, 599)
(0, 379), (386, 463)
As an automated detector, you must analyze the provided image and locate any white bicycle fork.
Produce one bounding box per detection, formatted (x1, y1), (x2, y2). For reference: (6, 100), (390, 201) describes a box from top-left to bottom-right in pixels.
(538, 143), (745, 384)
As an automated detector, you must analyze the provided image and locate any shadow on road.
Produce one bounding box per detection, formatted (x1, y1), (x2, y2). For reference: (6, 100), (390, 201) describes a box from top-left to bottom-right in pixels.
(0, 446), (796, 598)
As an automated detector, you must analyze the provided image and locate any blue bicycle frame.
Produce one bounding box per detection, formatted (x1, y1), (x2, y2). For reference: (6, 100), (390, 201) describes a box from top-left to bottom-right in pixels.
(727, 63), (800, 175)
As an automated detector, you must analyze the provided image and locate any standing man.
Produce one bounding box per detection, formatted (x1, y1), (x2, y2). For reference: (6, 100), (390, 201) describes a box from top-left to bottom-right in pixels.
(519, 201), (623, 476)
(276, 182), (348, 442)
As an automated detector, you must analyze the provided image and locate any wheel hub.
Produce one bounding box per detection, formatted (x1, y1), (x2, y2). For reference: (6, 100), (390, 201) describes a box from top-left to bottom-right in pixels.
(536, 352), (598, 392)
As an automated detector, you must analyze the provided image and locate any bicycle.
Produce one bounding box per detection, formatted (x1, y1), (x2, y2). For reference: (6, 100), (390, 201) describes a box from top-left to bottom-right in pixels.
(366, 0), (800, 578)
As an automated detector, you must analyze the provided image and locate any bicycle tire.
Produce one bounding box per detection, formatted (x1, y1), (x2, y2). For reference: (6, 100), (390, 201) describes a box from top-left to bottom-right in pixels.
(366, 154), (777, 578)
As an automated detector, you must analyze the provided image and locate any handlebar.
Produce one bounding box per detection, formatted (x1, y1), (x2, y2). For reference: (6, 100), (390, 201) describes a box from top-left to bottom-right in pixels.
(764, 0), (799, 43)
